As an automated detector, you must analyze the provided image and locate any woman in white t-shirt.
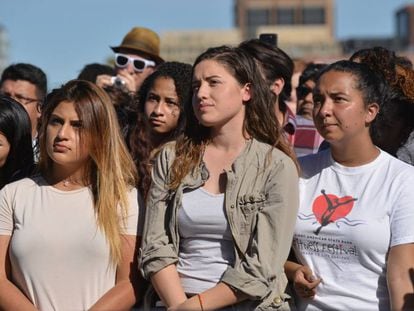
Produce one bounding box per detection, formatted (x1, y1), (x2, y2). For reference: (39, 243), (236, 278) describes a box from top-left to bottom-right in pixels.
(285, 60), (414, 310)
(0, 80), (142, 310)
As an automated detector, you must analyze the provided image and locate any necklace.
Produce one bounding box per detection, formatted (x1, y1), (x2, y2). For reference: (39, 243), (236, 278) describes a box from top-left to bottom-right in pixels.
(62, 179), (71, 187)
(61, 178), (82, 187)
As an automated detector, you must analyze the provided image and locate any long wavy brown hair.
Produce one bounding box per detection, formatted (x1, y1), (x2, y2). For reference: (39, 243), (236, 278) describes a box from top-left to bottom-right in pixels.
(39, 80), (137, 265)
(169, 46), (297, 189)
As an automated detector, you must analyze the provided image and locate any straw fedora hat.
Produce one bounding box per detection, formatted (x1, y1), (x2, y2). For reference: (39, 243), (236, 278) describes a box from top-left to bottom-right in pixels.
(111, 27), (164, 64)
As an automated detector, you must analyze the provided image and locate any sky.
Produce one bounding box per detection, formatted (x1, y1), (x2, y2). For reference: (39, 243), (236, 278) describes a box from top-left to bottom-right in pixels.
(0, 0), (412, 89)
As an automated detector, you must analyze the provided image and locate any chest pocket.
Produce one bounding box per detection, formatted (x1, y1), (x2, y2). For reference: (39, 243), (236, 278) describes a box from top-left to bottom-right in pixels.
(238, 192), (267, 214)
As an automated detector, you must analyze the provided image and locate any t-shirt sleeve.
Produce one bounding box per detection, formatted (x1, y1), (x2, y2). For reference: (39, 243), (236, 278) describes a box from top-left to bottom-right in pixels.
(120, 187), (141, 236)
(390, 170), (414, 247)
(0, 185), (14, 236)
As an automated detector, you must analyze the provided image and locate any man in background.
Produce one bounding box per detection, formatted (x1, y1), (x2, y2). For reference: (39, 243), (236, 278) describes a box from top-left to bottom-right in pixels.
(97, 26), (164, 94)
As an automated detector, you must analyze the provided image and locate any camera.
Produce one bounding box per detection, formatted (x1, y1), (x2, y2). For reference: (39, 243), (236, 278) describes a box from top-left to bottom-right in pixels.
(110, 76), (126, 88)
(259, 33), (278, 47)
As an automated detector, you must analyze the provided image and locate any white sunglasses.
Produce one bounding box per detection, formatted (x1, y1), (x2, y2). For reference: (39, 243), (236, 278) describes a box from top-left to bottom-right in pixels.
(115, 53), (155, 72)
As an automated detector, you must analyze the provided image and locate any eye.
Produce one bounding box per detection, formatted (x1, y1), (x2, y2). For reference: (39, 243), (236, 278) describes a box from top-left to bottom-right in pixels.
(49, 116), (63, 125)
(146, 94), (158, 102)
(209, 79), (220, 86)
(71, 120), (83, 129)
(333, 96), (347, 103)
(191, 82), (200, 92)
(166, 99), (178, 107)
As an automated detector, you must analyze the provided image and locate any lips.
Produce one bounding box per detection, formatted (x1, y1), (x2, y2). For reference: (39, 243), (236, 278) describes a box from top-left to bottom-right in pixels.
(197, 102), (213, 112)
(53, 143), (69, 152)
(149, 118), (165, 126)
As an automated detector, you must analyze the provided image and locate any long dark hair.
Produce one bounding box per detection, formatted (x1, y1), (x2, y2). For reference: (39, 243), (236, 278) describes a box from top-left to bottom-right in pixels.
(169, 45), (296, 189)
(0, 95), (34, 188)
(129, 61), (192, 198)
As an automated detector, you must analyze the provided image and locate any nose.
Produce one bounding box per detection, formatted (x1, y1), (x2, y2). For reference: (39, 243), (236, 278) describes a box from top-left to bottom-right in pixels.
(57, 123), (69, 140)
(315, 99), (333, 119)
(195, 82), (208, 100)
(304, 90), (313, 103)
(151, 102), (165, 116)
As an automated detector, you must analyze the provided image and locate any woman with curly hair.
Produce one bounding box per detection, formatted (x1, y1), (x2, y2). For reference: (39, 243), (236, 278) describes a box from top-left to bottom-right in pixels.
(129, 61), (192, 198)
(350, 47), (414, 163)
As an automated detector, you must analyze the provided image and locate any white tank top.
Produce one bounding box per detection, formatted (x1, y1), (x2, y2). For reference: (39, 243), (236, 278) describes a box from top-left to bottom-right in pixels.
(177, 187), (235, 294)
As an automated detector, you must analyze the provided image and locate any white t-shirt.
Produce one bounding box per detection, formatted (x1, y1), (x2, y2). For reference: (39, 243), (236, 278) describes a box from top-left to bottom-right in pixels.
(293, 149), (414, 311)
(0, 176), (141, 311)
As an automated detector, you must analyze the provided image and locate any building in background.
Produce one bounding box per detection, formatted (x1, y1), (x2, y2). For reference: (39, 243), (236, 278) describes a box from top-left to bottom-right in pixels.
(233, 0), (340, 59)
(396, 4), (414, 50)
(160, 0), (340, 63)
(160, 29), (241, 64)
(160, 0), (412, 65)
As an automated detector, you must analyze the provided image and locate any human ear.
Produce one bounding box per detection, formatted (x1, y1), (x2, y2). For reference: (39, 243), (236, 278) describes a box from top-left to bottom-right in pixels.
(242, 83), (252, 102)
(365, 102), (380, 124)
(270, 77), (285, 96)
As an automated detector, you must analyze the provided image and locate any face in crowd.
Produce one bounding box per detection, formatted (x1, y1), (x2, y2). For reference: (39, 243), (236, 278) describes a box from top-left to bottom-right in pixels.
(144, 76), (181, 135)
(0, 79), (41, 138)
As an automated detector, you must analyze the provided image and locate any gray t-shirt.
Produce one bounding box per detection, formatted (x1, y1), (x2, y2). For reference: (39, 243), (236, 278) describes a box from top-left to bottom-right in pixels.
(177, 187), (235, 294)
(0, 176), (140, 311)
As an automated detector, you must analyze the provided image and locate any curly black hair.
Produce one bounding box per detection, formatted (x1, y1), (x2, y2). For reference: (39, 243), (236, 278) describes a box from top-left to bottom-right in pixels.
(129, 61), (192, 198)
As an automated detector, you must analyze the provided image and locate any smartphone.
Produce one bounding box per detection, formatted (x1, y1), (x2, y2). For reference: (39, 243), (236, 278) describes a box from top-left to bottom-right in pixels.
(259, 33), (278, 47)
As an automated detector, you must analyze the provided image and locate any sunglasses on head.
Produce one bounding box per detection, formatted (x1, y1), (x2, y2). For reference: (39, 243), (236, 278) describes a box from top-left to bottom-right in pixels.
(115, 53), (155, 72)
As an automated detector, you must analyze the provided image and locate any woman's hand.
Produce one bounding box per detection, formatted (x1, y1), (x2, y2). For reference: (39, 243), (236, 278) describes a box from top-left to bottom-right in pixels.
(293, 265), (322, 299)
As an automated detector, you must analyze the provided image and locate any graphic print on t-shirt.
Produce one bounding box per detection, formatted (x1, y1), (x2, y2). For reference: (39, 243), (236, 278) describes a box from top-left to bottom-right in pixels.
(298, 189), (363, 235)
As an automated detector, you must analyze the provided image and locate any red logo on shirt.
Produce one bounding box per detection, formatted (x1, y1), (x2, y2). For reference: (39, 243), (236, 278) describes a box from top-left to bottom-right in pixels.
(312, 190), (358, 235)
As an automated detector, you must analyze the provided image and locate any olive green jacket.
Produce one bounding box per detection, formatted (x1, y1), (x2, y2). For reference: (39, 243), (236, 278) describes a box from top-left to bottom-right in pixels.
(139, 139), (299, 310)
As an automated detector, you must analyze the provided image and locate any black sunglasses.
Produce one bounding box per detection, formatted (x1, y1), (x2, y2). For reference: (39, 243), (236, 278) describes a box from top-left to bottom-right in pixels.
(296, 85), (313, 99)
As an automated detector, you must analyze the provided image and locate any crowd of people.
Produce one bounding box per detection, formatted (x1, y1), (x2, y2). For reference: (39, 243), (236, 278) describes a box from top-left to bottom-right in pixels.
(0, 25), (413, 311)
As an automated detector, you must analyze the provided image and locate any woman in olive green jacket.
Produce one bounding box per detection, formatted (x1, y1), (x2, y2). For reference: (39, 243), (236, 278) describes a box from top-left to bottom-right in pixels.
(139, 46), (299, 310)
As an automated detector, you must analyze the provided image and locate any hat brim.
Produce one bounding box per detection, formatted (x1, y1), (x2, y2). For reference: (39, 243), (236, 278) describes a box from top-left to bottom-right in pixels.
(111, 45), (164, 65)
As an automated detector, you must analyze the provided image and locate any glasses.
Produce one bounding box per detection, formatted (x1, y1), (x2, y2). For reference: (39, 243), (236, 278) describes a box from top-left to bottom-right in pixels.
(1, 92), (40, 106)
(115, 53), (155, 72)
(296, 85), (313, 99)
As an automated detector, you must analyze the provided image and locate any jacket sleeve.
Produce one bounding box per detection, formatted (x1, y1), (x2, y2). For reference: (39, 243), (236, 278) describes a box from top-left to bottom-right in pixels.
(138, 144), (178, 279)
(221, 154), (299, 300)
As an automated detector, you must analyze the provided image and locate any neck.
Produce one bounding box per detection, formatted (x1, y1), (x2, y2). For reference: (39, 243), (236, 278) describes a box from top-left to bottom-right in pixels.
(330, 136), (379, 167)
(47, 163), (89, 190)
(209, 112), (248, 151)
(150, 131), (172, 149)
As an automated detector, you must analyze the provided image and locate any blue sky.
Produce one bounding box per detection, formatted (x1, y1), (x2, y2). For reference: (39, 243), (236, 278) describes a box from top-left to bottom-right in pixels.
(0, 0), (412, 88)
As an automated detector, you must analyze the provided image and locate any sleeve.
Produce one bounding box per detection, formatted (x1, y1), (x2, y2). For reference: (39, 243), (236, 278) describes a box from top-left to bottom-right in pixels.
(138, 145), (178, 279)
(221, 154), (299, 299)
(390, 168), (414, 247)
(120, 187), (140, 236)
(0, 185), (14, 236)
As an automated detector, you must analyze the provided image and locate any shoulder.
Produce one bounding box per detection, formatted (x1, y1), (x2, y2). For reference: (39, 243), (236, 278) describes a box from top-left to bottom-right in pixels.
(156, 141), (176, 163)
(250, 139), (297, 174)
(380, 150), (414, 180)
(2, 175), (42, 192)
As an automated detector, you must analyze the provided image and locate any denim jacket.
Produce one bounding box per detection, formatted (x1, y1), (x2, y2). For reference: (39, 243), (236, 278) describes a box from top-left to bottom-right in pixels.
(139, 139), (299, 310)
